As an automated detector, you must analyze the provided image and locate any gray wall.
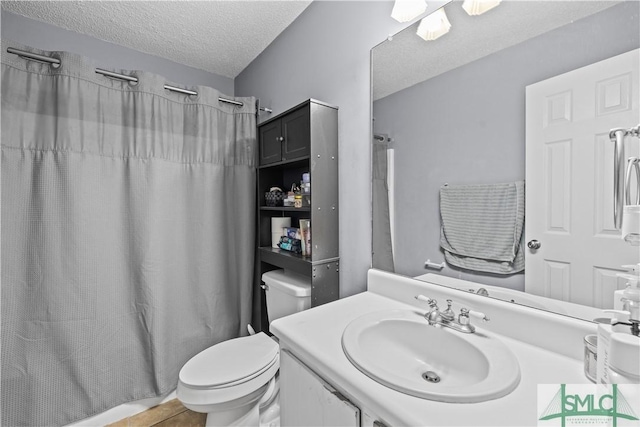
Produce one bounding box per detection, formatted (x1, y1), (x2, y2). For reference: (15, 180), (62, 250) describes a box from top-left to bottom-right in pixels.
(236, 1), (415, 298)
(373, 2), (640, 290)
(1, 11), (234, 94)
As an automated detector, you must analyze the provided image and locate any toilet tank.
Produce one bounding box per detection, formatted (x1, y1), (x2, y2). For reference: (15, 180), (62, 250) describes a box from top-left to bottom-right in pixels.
(262, 270), (311, 322)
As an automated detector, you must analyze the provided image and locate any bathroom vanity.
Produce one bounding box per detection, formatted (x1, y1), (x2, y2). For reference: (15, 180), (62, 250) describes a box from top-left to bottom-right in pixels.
(271, 269), (596, 426)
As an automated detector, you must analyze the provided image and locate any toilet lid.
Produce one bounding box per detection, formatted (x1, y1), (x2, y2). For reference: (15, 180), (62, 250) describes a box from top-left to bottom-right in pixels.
(179, 332), (279, 388)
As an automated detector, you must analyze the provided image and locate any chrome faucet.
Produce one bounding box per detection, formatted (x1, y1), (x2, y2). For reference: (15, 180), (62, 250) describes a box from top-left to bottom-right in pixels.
(415, 295), (490, 334)
(604, 297), (640, 337)
(440, 299), (456, 322)
(608, 305), (640, 337)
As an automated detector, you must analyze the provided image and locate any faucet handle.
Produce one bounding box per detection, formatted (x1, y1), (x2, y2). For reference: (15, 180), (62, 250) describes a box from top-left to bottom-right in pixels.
(415, 295), (438, 307)
(459, 308), (490, 322)
(468, 309), (490, 322)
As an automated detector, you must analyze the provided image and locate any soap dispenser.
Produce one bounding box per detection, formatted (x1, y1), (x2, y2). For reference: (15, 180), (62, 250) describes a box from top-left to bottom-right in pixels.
(618, 265), (640, 336)
(622, 287), (640, 337)
(614, 264), (640, 312)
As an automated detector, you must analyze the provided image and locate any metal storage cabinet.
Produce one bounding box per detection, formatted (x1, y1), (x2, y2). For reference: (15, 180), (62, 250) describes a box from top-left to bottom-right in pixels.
(254, 99), (339, 333)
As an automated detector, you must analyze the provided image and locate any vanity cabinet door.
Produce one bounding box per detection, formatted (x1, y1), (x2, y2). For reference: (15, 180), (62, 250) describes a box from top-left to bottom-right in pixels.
(280, 349), (360, 427)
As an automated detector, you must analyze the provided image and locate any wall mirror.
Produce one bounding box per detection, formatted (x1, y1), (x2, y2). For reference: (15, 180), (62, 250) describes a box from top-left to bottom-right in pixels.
(371, 0), (640, 321)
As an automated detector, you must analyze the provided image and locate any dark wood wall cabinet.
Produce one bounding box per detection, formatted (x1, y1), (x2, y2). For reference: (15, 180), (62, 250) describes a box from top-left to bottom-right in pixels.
(259, 104), (311, 165)
(254, 99), (339, 333)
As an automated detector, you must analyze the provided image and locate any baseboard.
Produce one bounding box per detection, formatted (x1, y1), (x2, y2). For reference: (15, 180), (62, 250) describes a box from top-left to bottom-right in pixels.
(65, 390), (177, 426)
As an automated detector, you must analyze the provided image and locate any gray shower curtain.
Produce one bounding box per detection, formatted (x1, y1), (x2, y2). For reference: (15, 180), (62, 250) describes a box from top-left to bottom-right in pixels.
(1, 41), (256, 426)
(372, 144), (395, 272)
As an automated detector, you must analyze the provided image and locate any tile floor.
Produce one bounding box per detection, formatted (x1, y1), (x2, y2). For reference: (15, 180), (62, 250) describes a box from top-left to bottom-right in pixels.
(107, 399), (206, 427)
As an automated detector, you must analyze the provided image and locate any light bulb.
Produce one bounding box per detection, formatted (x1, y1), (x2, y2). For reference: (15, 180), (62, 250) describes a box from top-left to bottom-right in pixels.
(391, 0), (428, 23)
(462, 0), (502, 16)
(416, 8), (451, 41)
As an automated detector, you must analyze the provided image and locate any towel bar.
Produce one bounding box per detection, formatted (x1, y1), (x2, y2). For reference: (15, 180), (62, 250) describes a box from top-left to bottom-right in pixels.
(425, 259), (445, 270)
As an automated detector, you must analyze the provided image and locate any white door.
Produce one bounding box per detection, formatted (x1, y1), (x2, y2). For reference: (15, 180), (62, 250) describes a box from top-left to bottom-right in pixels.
(525, 49), (640, 309)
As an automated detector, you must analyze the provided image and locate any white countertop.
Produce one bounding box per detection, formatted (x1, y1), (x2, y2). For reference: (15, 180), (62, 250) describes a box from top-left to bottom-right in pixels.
(271, 271), (594, 427)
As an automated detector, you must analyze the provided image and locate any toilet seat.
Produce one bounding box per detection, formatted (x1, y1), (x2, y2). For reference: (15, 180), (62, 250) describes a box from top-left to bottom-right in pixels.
(179, 332), (279, 389)
(177, 333), (280, 411)
(180, 332), (279, 389)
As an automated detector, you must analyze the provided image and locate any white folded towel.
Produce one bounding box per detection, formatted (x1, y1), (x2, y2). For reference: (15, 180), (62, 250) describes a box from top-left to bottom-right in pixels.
(439, 181), (525, 275)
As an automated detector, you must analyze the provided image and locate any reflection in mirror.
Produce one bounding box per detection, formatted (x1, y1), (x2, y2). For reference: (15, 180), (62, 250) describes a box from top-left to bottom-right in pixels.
(372, 1), (640, 320)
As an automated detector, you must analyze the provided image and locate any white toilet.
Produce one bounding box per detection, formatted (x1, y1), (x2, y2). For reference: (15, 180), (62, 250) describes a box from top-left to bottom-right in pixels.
(177, 269), (311, 427)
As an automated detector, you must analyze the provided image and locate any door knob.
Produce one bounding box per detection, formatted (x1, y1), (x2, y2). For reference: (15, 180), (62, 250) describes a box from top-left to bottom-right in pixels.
(527, 240), (541, 250)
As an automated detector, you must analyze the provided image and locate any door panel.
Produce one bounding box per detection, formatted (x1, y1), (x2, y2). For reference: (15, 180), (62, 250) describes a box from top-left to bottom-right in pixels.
(544, 139), (572, 234)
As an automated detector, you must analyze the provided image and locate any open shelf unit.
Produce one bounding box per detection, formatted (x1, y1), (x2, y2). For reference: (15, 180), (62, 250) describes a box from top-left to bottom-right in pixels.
(253, 99), (339, 333)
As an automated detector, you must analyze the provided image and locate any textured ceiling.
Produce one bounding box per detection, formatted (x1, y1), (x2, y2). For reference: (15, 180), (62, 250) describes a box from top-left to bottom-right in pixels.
(373, 1), (620, 100)
(1, 0), (312, 78)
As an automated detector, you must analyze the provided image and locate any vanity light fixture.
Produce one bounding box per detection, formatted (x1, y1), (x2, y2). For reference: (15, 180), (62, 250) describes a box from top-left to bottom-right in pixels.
(416, 8), (451, 41)
(462, 0), (502, 16)
(391, 0), (428, 23)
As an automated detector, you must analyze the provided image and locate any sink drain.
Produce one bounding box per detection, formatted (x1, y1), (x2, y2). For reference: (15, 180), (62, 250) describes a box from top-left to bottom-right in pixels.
(422, 371), (440, 383)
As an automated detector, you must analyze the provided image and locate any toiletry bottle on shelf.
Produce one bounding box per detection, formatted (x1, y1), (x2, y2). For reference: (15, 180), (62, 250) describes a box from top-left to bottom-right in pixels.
(299, 219), (311, 257)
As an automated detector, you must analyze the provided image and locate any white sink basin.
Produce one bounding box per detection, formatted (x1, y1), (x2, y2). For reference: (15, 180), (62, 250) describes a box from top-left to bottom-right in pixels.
(341, 309), (521, 403)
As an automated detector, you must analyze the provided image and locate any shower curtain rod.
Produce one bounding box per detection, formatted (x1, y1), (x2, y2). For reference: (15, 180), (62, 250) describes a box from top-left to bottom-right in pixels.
(6, 46), (273, 113)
